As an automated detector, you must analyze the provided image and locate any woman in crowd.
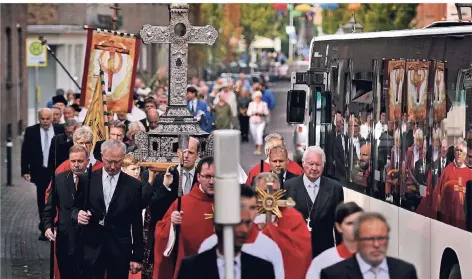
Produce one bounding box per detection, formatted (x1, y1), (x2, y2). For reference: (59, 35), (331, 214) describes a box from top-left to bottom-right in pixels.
(237, 88), (251, 142)
(126, 121), (147, 153)
(247, 90), (269, 155)
(305, 202), (363, 279)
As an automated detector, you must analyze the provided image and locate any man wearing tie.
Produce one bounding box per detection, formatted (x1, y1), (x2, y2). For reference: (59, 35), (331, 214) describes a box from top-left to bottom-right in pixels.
(21, 108), (65, 240)
(285, 146), (344, 258)
(320, 212), (418, 279)
(72, 139), (143, 278)
(186, 86), (212, 132)
(42, 145), (90, 279)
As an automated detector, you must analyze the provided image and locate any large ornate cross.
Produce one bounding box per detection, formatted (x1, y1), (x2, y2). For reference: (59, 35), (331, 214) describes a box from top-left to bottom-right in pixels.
(139, 3), (218, 107)
(133, 4), (218, 165)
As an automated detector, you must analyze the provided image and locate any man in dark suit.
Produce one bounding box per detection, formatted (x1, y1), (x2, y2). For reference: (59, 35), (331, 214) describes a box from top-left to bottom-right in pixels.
(72, 139), (143, 278)
(140, 107), (159, 132)
(42, 145), (90, 278)
(331, 112), (348, 183)
(286, 146), (344, 258)
(21, 108), (65, 240)
(178, 184), (275, 279)
(146, 137), (200, 263)
(320, 212), (418, 279)
(47, 118), (78, 174)
(266, 145), (297, 189)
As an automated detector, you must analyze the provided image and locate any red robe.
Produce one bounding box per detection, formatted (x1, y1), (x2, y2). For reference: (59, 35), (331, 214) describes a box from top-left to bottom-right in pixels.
(246, 159), (303, 185)
(43, 160), (103, 279)
(153, 185), (214, 279)
(432, 162), (472, 230)
(416, 170), (435, 218)
(262, 207), (312, 279)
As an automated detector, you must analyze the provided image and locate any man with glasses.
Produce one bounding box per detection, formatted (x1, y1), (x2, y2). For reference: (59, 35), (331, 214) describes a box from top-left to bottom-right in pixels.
(320, 212), (417, 279)
(153, 156), (218, 279)
(72, 139), (143, 278)
(433, 138), (472, 230)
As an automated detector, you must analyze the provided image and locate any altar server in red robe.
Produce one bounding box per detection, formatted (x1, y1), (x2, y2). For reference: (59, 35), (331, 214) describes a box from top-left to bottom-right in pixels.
(253, 172), (312, 279)
(246, 133), (303, 185)
(306, 202), (363, 279)
(153, 156), (216, 279)
(433, 138), (472, 229)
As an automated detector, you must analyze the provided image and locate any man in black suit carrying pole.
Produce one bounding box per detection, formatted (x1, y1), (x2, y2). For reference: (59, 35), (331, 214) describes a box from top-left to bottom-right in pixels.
(71, 139), (143, 278)
(21, 108), (65, 240)
(320, 212), (418, 279)
(285, 146), (344, 258)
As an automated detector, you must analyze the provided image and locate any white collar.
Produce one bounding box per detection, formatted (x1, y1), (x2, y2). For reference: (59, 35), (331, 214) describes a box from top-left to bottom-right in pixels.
(178, 165), (196, 177)
(356, 253), (389, 275)
(454, 160), (467, 168)
(303, 175), (320, 187)
(216, 248), (241, 265)
(102, 169), (121, 180)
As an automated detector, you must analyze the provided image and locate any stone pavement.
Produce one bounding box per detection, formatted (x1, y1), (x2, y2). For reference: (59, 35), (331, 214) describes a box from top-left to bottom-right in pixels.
(1, 139), (50, 279)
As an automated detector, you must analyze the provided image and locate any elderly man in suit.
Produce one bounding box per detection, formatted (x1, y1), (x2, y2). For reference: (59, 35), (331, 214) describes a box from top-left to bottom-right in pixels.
(320, 212), (418, 279)
(72, 139), (143, 278)
(285, 146), (344, 258)
(21, 108), (65, 240)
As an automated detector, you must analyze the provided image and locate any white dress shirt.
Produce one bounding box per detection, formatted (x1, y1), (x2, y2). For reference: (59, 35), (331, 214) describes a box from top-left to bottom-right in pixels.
(303, 175), (320, 203)
(199, 232), (285, 279)
(41, 127), (55, 167)
(166, 166), (195, 195)
(216, 249), (241, 279)
(356, 253), (389, 279)
(102, 170), (120, 212)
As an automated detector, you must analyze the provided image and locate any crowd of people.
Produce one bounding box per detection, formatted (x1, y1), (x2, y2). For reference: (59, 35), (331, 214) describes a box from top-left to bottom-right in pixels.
(19, 75), (422, 279)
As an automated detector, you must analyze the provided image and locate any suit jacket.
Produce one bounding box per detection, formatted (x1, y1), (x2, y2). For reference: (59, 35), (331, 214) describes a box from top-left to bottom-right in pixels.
(466, 181), (472, 232)
(47, 133), (74, 174)
(140, 118), (149, 132)
(320, 255), (418, 279)
(42, 170), (79, 257)
(21, 123), (65, 184)
(147, 166), (198, 257)
(177, 246), (275, 279)
(187, 99), (213, 132)
(285, 175), (344, 258)
(332, 131), (348, 182)
(414, 159), (429, 187)
(71, 170), (144, 267)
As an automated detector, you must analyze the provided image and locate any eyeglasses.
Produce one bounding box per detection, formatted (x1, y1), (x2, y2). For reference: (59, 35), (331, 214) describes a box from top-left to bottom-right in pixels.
(200, 175), (215, 180)
(358, 236), (389, 245)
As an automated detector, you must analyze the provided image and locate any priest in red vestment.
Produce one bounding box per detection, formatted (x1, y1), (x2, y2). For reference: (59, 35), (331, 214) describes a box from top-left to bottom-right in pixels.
(433, 138), (472, 230)
(253, 172), (312, 279)
(153, 156), (216, 279)
(246, 133), (303, 185)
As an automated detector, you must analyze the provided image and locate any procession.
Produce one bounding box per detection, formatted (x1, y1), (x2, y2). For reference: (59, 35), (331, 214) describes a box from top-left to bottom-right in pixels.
(3, 2), (472, 279)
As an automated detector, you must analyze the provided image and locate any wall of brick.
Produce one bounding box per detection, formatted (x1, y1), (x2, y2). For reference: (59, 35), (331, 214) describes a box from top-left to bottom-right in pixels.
(1, 4), (29, 185)
(413, 3), (447, 28)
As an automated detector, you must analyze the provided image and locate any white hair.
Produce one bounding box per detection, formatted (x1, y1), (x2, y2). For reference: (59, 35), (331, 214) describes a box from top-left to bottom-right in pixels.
(101, 139), (126, 154)
(73, 126), (93, 142)
(264, 133), (285, 156)
(302, 145), (326, 166)
(38, 108), (52, 116)
(455, 137), (467, 153)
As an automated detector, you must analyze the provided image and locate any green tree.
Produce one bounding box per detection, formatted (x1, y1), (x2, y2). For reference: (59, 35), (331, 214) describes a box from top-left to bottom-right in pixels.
(240, 4), (283, 51)
(322, 4), (418, 34)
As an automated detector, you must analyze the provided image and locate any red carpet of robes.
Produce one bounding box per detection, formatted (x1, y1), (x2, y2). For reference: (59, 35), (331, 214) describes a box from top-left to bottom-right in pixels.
(153, 185), (214, 279)
(262, 207), (312, 279)
(246, 159), (303, 185)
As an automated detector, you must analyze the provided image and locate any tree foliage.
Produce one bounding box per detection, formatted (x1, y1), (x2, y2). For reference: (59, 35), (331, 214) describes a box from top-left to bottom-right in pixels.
(322, 4), (418, 34)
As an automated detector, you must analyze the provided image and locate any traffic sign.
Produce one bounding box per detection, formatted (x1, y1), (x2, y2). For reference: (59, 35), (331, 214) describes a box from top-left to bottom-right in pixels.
(26, 38), (48, 67)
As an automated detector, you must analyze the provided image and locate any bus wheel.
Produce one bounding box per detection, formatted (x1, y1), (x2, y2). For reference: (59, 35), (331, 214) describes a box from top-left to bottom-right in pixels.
(448, 264), (461, 279)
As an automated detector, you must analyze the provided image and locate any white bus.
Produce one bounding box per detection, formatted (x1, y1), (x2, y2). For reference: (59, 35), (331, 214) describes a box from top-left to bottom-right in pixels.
(286, 23), (472, 279)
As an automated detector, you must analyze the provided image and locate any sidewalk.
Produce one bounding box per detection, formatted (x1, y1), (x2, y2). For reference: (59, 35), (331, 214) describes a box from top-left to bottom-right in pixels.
(1, 140), (50, 279)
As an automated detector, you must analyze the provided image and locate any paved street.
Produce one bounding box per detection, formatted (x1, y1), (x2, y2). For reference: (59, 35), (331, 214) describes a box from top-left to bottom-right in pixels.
(0, 81), (293, 279)
(239, 81), (294, 173)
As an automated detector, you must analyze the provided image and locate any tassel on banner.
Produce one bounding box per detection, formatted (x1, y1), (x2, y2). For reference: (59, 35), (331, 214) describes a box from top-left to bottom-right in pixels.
(83, 25), (139, 39)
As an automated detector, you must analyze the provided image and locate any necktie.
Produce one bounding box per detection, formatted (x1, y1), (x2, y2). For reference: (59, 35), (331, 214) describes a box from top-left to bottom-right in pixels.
(43, 129), (50, 167)
(184, 172), (192, 194)
(371, 266), (379, 279)
(74, 175), (79, 190)
(106, 176), (114, 211)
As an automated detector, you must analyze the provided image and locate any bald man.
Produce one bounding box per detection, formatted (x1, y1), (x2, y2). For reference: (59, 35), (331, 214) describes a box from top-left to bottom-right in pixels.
(140, 108), (159, 132)
(351, 142), (371, 187)
(21, 108), (65, 240)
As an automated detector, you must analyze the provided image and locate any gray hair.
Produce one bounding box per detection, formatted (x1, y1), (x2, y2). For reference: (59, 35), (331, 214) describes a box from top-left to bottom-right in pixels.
(127, 121), (146, 140)
(64, 118), (78, 128)
(38, 108), (52, 116)
(252, 172), (280, 189)
(264, 133), (285, 156)
(302, 146), (326, 166)
(101, 139), (126, 154)
(455, 137), (467, 153)
(353, 212), (391, 240)
(73, 126), (93, 142)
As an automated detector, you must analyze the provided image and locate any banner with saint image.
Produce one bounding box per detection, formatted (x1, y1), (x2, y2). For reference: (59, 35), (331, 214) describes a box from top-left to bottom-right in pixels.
(386, 59), (406, 122)
(431, 61), (447, 121)
(80, 27), (140, 113)
(406, 60), (430, 121)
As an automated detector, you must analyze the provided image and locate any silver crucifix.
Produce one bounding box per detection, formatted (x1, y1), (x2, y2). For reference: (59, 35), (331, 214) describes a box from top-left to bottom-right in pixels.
(140, 3), (218, 107)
